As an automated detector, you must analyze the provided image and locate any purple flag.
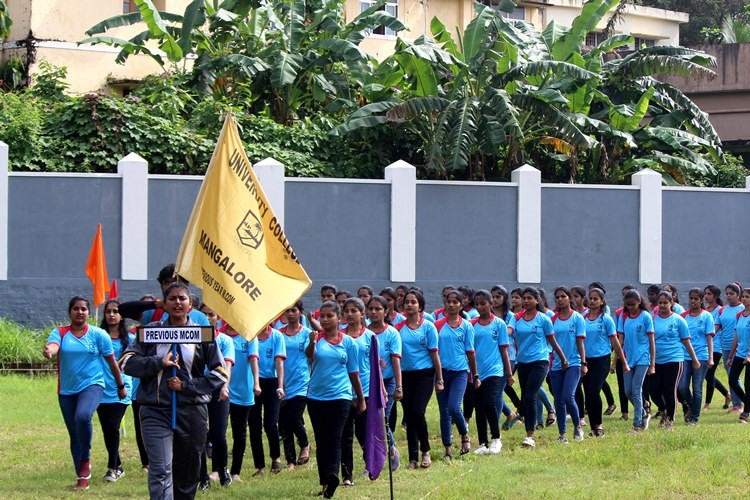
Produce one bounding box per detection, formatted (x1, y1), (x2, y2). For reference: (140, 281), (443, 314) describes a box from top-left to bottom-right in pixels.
(365, 335), (386, 480)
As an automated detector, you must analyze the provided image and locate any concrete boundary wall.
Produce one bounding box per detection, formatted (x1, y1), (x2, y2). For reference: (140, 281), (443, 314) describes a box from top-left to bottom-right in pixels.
(1, 145), (749, 326)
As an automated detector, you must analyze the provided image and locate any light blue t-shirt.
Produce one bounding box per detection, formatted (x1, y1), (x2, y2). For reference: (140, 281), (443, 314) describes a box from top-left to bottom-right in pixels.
(551, 311), (585, 371)
(718, 304), (746, 352)
(280, 325), (311, 399)
(228, 334), (259, 406)
(101, 333), (134, 404)
(653, 313), (690, 364)
(348, 328), (375, 398)
(471, 315), (509, 379)
(48, 325), (114, 395)
(374, 325), (402, 380)
(618, 310), (654, 367)
(308, 333), (360, 401)
(672, 303), (686, 314)
(396, 318), (439, 371)
(464, 307), (479, 320)
(708, 305), (722, 354)
(433, 308), (446, 321)
(509, 311), (554, 364)
(273, 315), (311, 331)
(734, 312), (750, 360)
(435, 318), (475, 372)
(257, 328), (287, 379)
(584, 312), (616, 359)
(215, 332), (235, 366)
(422, 312), (436, 323)
(141, 308), (211, 326)
(681, 310), (714, 361)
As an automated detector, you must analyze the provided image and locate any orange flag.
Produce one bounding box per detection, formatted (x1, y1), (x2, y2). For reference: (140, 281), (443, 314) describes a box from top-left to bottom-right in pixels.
(86, 224), (111, 308)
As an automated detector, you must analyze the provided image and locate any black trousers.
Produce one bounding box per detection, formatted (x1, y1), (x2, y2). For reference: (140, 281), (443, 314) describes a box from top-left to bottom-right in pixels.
(279, 396), (309, 465)
(582, 355), (611, 428)
(728, 356), (750, 409)
(96, 402), (128, 469)
(615, 359), (630, 414)
(229, 403), (252, 476)
(402, 368), (435, 462)
(132, 401), (149, 467)
(249, 378), (281, 468)
(517, 361), (549, 433)
(199, 393), (229, 480)
(341, 398), (367, 481)
(650, 362), (683, 420)
(308, 399), (351, 486)
(705, 352), (729, 404)
(475, 375), (503, 445)
(463, 379), (475, 421)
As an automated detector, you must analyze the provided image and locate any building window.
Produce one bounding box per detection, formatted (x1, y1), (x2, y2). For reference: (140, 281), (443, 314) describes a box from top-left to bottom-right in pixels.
(633, 37), (656, 49)
(481, 1), (525, 20)
(585, 32), (602, 47)
(123, 0), (136, 13)
(360, 0), (399, 36)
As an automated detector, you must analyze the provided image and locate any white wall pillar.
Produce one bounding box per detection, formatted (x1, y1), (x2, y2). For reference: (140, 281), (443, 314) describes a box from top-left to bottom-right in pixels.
(385, 160), (416, 282)
(118, 153), (149, 280)
(0, 141), (8, 281)
(632, 168), (662, 284)
(512, 164), (541, 284)
(254, 157), (286, 227)
(746, 175), (750, 190)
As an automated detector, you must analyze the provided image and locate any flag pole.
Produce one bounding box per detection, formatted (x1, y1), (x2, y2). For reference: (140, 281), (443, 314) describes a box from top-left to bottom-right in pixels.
(385, 413), (395, 500)
(172, 344), (177, 429)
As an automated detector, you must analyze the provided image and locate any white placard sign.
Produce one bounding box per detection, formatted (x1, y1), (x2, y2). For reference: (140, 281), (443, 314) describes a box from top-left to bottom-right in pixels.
(137, 325), (215, 344)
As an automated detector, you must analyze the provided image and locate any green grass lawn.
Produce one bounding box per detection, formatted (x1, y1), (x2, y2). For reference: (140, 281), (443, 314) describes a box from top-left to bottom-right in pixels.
(2, 373), (750, 499)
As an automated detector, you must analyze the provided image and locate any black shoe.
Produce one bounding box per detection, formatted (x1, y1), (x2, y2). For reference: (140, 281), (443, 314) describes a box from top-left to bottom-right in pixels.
(323, 474), (340, 499)
(219, 468), (232, 487)
(199, 480), (211, 493)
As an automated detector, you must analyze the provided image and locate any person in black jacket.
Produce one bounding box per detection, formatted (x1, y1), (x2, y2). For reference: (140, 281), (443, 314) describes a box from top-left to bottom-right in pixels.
(120, 282), (227, 500)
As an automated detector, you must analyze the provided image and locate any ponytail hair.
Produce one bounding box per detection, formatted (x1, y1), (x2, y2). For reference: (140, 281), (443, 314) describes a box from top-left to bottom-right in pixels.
(521, 287), (545, 312)
(99, 298), (129, 352)
(622, 290), (648, 312)
(490, 285), (510, 318)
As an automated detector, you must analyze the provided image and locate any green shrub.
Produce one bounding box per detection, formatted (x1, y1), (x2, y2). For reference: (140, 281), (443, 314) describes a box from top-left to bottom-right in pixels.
(0, 92), (43, 169)
(0, 318), (47, 364)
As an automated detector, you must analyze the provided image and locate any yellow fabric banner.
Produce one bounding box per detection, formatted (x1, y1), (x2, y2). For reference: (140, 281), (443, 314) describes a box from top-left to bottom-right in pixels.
(175, 114), (311, 340)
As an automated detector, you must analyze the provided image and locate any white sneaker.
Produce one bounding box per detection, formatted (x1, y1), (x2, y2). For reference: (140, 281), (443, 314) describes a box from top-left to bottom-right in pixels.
(473, 445), (489, 455)
(642, 413), (652, 431)
(231, 474), (242, 483)
(521, 436), (535, 448)
(208, 471), (220, 481)
(488, 439), (502, 454)
(574, 429), (584, 441)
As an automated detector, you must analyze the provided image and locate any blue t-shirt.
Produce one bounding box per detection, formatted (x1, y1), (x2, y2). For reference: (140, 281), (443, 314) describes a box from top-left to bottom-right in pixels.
(707, 305), (722, 354)
(141, 308), (211, 326)
(672, 303), (686, 314)
(433, 308), (446, 321)
(390, 312), (406, 325)
(273, 315), (311, 331)
(718, 304), (746, 352)
(280, 325), (311, 399)
(551, 311), (585, 371)
(734, 312), (750, 360)
(471, 315), (509, 379)
(584, 312), (617, 359)
(618, 310), (654, 367)
(396, 319), (439, 371)
(509, 311), (554, 364)
(228, 334), (259, 406)
(464, 307), (479, 320)
(257, 328), (287, 378)
(681, 310), (714, 361)
(308, 333), (360, 401)
(101, 333), (135, 404)
(373, 325), (402, 380)
(347, 328), (375, 398)
(48, 325), (114, 395)
(215, 332), (235, 366)
(434, 318), (475, 372)
(500, 311), (516, 362)
(422, 312), (435, 323)
(653, 313), (690, 364)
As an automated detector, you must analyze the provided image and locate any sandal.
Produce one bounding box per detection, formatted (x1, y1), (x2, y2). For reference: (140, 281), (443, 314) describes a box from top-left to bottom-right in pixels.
(545, 411), (557, 427)
(297, 446), (310, 466)
(460, 436), (471, 455)
(271, 460), (282, 474)
(502, 412), (517, 431)
(342, 479), (355, 487)
(442, 453), (452, 462)
(420, 452), (432, 468)
(322, 474), (339, 499)
(604, 404), (617, 416)
(407, 460), (418, 470)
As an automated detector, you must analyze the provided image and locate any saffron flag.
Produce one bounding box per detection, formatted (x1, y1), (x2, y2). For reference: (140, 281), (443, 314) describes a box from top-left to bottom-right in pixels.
(85, 224), (110, 308)
(364, 335), (387, 480)
(108, 279), (118, 300)
(175, 113), (311, 340)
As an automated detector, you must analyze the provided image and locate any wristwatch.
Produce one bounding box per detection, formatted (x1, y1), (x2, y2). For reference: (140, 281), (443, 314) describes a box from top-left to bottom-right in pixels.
(472, 373), (480, 381)
(117, 384), (125, 390)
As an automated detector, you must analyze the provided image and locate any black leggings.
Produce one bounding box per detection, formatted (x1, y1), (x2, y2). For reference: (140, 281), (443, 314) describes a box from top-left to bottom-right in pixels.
(200, 394), (229, 480)
(728, 356), (750, 410)
(705, 352), (730, 404)
(96, 402), (128, 470)
(279, 396), (309, 465)
(474, 376), (502, 446)
(463, 379), (475, 421)
(229, 403), (251, 476)
(517, 361), (549, 433)
(249, 378), (281, 468)
(615, 359), (629, 414)
(402, 368), (434, 462)
(602, 380), (615, 407)
(308, 399), (350, 486)
(582, 355), (611, 428)
(504, 363), (521, 412)
(341, 398), (366, 481)
(650, 362), (683, 421)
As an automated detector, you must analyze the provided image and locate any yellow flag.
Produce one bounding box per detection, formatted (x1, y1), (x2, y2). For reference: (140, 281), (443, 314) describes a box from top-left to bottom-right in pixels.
(175, 114), (311, 340)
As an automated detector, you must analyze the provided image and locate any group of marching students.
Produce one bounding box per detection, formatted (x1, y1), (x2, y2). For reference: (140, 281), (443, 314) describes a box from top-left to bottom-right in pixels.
(43, 263), (750, 499)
